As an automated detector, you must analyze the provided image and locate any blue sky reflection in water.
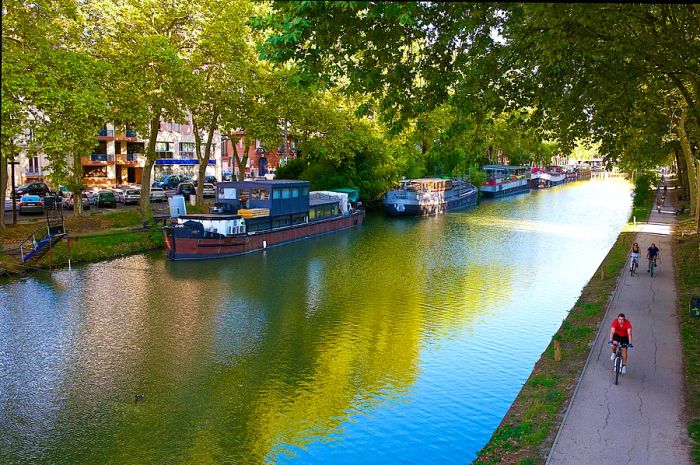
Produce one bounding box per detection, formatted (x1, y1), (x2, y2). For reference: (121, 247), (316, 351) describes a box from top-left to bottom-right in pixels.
(0, 177), (632, 464)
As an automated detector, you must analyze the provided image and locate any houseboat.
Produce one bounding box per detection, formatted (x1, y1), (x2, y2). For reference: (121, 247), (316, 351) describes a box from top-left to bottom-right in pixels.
(383, 177), (478, 217)
(479, 165), (531, 198)
(529, 166), (567, 188)
(575, 163), (592, 180)
(164, 180), (364, 260)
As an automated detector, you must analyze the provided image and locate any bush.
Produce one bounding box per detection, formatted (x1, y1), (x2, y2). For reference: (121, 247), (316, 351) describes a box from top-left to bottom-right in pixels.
(632, 173), (657, 208)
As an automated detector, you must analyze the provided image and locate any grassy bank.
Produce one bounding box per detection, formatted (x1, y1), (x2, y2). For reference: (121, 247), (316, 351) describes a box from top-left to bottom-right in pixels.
(474, 192), (655, 465)
(473, 231), (635, 465)
(1, 205), (217, 277)
(674, 217), (700, 463)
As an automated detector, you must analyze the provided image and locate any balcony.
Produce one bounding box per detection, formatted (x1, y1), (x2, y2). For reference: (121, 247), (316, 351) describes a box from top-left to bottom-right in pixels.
(116, 153), (145, 166)
(98, 128), (115, 138)
(82, 153), (114, 165)
(126, 129), (137, 137)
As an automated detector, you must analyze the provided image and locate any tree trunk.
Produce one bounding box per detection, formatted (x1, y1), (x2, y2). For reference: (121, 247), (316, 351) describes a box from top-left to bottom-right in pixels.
(193, 118), (203, 206)
(139, 111), (162, 220)
(677, 107), (698, 225)
(235, 138), (251, 181)
(72, 152), (84, 215)
(193, 111), (219, 206)
(0, 150), (8, 229)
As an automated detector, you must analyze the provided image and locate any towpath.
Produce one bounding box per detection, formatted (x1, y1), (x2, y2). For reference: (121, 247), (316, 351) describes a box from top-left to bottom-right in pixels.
(546, 188), (691, 465)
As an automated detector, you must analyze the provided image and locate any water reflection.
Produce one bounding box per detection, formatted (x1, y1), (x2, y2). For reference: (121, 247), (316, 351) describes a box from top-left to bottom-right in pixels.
(0, 177), (632, 464)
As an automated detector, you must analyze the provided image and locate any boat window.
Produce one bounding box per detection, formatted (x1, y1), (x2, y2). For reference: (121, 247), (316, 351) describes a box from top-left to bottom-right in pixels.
(281, 188), (290, 199)
(252, 188), (269, 200)
(309, 208), (316, 220)
(301, 187), (309, 196)
(273, 189), (281, 199)
(238, 189), (250, 204)
(291, 188), (299, 198)
(220, 188), (236, 199)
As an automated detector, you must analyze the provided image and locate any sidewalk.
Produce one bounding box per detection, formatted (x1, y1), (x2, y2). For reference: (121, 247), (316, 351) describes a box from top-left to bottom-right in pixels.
(546, 190), (691, 465)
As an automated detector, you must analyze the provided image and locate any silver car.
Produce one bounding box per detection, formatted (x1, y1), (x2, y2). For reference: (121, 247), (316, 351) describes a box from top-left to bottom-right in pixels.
(122, 189), (141, 205)
(149, 187), (166, 203)
(202, 183), (216, 198)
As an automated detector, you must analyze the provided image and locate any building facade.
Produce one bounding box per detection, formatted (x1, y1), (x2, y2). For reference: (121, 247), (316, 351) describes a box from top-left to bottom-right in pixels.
(10, 119), (223, 189)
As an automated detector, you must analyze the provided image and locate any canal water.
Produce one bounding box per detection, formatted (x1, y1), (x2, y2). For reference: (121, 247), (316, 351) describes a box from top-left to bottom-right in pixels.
(0, 177), (632, 464)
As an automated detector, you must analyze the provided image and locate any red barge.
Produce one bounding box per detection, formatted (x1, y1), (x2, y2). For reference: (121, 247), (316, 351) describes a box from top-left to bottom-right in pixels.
(164, 180), (364, 260)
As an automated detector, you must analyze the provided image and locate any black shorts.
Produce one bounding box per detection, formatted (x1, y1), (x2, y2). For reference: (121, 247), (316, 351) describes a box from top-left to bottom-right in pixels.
(612, 333), (629, 345)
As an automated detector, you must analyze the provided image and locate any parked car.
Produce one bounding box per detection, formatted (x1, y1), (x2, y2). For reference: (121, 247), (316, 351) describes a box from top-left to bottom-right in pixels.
(62, 192), (91, 210)
(96, 190), (117, 208)
(202, 183), (216, 198)
(111, 188), (125, 203)
(18, 195), (45, 215)
(157, 175), (190, 190)
(122, 189), (141, 205)
(83, 190), (97, 206)
(14, 182), (50, 199)
(149, 187), (166, 203)
(176, 182), (195, 199)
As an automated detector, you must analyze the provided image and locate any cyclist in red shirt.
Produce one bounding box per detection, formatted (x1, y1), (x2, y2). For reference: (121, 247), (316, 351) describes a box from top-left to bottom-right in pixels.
(608, 313), (633, 373)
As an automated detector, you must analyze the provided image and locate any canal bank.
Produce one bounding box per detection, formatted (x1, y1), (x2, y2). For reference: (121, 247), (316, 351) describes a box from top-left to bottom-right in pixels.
(474, 186), (695, 465)
(1, 177), (639, 464)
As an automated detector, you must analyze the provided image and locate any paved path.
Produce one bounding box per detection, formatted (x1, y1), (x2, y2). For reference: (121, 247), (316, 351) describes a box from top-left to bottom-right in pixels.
(547, 190), (691, 465)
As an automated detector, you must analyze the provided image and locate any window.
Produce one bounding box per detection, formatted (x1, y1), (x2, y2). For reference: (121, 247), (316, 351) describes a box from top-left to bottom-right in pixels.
(281, 188), (290, 199)
(301, 187), (309, 196)
(155, 142), (170, 152)
(273, 189), (281, 199)
(252, 188), (269, 200)
(179, 142), (196, 159)
(220, 188), (236, 199)
(309, 208), (316, 220)
(239, 189), (250, 204)
(83, 166), (107, 177)
(291, 188), (299, 198)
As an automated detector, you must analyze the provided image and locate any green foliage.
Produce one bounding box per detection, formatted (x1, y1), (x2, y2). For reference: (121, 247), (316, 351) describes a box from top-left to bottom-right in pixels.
(632, 173), (657, 208)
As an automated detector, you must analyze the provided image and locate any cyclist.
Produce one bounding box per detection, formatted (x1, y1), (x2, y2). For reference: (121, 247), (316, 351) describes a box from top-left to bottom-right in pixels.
(647, 243), (660, 272)
(609, 313), (633, 374)
(630, 242), (641, 273)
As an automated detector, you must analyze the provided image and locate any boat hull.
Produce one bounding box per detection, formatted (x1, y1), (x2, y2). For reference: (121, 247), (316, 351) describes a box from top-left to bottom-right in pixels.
(480, 179), (530, 198)
(383, 189), (477, 217)
(164, 210), (365, 260)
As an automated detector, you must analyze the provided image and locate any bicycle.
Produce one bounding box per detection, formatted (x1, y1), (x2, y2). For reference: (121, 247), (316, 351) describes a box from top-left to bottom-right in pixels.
(608, 340), (633, 385)
(630, 255), (639, 276)
(650, 257), (657, 277)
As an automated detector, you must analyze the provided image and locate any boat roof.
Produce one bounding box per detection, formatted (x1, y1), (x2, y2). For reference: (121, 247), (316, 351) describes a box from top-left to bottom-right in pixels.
(217, 179), (310, 189)
(179, 214), (241, 220)
(482, 165), (530, 170)
(402, 177), (454, 182)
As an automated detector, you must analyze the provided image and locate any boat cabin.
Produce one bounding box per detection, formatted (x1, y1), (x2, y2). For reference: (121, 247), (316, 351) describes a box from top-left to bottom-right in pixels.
(176, 214), (246, 236)
(482, 165), (530, 181)
(216, 180), (310, 216)
(398, 178), (453, 192)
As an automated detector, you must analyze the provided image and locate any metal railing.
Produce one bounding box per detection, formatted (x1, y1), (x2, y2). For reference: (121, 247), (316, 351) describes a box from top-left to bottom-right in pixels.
(18, 223), (50, 262)
(90, 153), (114, 162)
(99, 128), (115, 137)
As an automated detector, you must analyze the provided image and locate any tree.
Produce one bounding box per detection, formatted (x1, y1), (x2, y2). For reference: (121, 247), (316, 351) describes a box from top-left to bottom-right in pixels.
(2, 0), (109, 219)
(84, 0), (196, 219)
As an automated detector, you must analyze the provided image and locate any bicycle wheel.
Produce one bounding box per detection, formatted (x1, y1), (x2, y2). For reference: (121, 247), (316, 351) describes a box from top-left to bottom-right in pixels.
(614, 355), (621, 385)
(651, 260), (655, 277)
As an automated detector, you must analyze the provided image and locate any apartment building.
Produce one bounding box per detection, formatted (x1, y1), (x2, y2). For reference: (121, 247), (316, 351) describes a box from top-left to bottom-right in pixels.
(9, 120), (223, 190)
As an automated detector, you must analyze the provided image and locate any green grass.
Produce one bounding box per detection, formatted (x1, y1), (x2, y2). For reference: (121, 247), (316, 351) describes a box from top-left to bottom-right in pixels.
(673, 218), (700, 464)
(473, 230), (638, 465)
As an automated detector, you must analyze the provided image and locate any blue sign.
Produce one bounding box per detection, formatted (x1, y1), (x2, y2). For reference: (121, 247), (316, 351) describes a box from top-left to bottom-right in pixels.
(155, 159), (217, 165)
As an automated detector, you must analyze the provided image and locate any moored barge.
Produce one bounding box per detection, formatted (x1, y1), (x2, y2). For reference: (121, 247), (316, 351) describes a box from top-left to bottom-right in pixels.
(479, 165), (531, 198)
(383, 177), (478, 217)
(164, 180), (364, 260)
